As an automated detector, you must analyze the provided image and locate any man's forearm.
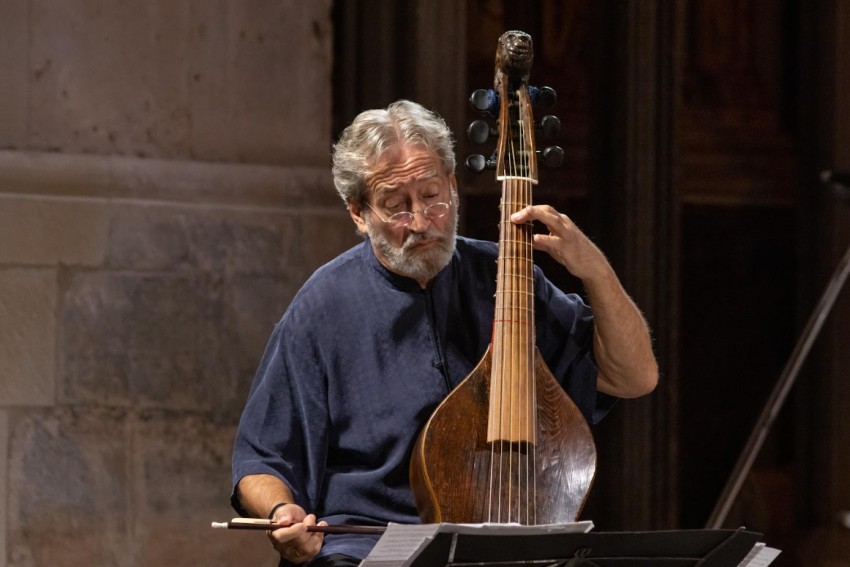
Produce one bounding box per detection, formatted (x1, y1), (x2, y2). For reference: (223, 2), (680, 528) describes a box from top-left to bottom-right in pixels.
(235, 474), (296, 519)
(585, 266), (658, 398)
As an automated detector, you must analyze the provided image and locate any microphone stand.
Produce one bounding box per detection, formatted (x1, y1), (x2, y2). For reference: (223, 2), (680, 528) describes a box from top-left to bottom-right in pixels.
(706, 173), (850, 529)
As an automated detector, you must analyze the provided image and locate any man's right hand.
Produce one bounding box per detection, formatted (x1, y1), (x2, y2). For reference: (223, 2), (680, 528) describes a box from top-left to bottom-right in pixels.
(268, 503), (327, 564)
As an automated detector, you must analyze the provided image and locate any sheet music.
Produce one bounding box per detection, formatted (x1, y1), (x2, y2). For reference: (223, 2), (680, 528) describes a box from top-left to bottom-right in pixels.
(359, 522), (594, 567)
(456, 521), (592, 535)
(737, 542), (782, 566)
(359, 524), (441, 567)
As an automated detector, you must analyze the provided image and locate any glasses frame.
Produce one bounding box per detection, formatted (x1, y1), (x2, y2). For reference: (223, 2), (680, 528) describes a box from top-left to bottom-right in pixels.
(364, 200), (453, 229)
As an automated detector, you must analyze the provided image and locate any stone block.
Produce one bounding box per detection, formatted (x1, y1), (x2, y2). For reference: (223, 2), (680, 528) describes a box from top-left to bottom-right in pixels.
(187, 0), (333, 164)
(7, 408), (130, 567)
(105, 206), (299, 277)
(60, 271), (229, 411)
(228, 274), (298, 405)
(26, 0), (332, 164)
(0, 269), (56, 406)
(131, 411), (275, 566)
(56, 205), (332, 417)
(58, 269), (301, 421)
(0, 0), (29, 148)
(297, 210), (361, 273)
(28, 2), (192, 158)
(104, 207), (193, 272)
(0, 197), (109, 267)
(230, 275), (296, 355)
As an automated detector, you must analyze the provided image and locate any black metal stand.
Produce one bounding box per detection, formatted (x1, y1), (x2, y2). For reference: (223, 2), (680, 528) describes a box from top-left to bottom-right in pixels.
(403, 528), (764, 567)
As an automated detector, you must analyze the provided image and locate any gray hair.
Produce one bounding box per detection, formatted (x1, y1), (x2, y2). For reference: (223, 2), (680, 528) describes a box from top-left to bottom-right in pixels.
(332, 100), (456, 205)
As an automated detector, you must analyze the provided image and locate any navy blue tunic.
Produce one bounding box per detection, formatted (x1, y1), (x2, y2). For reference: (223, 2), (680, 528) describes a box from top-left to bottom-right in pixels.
(231, 236), (612, 562)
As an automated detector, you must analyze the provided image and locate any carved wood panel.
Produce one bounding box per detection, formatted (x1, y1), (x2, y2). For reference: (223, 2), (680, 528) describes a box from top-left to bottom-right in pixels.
(679, 0), (797, 206)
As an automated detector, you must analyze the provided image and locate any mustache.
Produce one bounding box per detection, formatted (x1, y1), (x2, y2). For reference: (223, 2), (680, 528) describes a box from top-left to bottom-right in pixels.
(402, 230), (445, 249)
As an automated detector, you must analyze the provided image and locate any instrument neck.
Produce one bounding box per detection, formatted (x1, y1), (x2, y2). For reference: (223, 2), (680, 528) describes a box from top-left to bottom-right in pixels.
(488, 57), (540, 446)
(495, 176), (535, 334)
(488, 175), (536, 445)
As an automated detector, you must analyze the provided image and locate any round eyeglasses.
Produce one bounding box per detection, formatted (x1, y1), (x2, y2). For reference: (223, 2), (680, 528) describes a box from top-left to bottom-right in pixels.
(365, 201), (452, 229)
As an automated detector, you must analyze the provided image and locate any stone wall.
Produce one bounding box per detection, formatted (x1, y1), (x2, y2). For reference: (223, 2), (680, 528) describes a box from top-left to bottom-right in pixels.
(0, 2), (358, 566)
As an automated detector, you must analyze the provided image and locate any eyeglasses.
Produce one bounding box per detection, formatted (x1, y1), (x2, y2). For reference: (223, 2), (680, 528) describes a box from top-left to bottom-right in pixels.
(365, 201), (452, 229)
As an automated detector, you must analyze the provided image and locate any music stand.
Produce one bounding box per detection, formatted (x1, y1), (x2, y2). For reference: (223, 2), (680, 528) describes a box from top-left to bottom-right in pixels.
(362, 525), (767, 567)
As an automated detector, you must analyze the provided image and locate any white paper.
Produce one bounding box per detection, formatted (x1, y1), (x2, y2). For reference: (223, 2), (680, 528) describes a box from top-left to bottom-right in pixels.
(439, 521), (594, 536)
(737, 542), (782, 567)
(359, 524), (441, 567)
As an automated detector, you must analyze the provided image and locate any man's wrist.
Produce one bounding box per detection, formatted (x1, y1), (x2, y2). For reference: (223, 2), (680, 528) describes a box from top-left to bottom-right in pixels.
(268, 501), (289, 519)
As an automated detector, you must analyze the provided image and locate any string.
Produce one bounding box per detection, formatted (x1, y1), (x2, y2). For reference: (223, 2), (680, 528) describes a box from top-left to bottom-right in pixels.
(517, 93), (531, 525)
(512, 112), (522, 525)
(517, 87), (537, 525)
(508, 125), (518, 524)
(489, 98), (512, 524)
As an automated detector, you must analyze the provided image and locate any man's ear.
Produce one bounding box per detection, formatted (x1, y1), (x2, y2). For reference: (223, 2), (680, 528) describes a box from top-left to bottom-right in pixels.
(348, 199), (369, 235)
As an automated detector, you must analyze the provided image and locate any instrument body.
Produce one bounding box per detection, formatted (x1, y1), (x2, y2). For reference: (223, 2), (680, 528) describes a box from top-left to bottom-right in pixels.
(409, 30), (596, 525)
(410, 346), (596, 523)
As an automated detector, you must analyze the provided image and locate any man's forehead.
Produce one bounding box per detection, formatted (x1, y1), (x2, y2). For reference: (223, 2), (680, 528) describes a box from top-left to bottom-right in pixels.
(372, 170), (441, 194)
(366, 146), (444, 193)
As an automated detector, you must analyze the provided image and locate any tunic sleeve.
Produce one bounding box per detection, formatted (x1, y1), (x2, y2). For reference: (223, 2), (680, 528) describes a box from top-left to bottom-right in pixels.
(230, 318), (329, 515)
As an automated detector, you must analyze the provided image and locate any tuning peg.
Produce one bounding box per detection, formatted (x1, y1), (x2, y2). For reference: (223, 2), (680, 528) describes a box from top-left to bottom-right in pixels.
(465, 154), (497, 173)
(538, 146), (565, 168)
(465, 154), (486, 173)
(469, 89), (500, 116)
(467, 120), (494, 144)
(538, 115), (561, 139)
(530, 86), (557, 108)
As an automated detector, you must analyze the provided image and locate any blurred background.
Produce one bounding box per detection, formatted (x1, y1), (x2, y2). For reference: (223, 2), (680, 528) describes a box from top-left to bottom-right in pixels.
(1, 1), (849, 565)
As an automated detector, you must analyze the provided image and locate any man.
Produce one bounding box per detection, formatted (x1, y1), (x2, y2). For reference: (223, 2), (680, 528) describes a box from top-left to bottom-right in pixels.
(231, 100), (658, 567)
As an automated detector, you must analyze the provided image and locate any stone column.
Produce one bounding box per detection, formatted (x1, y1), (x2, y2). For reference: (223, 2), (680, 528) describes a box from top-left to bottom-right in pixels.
(0, 2), (358, 565)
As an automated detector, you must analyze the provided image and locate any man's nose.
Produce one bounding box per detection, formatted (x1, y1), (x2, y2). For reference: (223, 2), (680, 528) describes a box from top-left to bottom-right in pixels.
(408, 208), (432, 231)
(407, 199), (434, 231)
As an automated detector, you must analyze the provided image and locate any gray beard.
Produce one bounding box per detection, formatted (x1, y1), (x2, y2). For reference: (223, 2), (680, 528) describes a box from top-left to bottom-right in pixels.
(366, 209), (458, 283)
